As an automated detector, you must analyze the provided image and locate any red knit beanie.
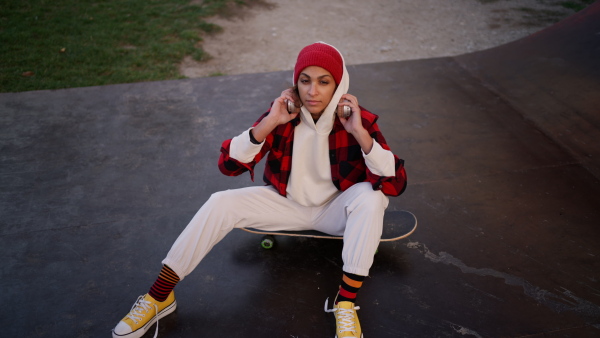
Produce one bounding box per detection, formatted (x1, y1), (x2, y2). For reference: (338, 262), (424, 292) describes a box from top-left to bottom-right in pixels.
(293, 43), (343, 85)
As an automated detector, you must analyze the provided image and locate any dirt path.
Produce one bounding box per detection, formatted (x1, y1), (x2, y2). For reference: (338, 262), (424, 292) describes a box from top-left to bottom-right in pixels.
(180, 0), (576, 78)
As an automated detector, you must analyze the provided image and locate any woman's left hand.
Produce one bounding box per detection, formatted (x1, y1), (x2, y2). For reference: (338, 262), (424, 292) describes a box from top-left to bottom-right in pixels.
(338, 94), (365, 135)
(338, 94), (374, 154)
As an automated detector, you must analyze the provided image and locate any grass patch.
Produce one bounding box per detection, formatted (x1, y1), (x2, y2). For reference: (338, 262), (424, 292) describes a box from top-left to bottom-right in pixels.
(0, 0), (247, 93)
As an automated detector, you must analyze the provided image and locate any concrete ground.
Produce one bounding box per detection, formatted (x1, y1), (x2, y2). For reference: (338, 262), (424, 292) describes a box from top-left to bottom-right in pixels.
(1, 3), (599, 338)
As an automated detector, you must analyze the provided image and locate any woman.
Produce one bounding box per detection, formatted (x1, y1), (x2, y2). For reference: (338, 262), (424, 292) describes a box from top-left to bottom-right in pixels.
(113, 42), (407, 338)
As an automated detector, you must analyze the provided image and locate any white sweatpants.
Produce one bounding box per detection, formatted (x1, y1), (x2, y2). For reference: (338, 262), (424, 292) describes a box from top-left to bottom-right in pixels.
(163, 182), (389, 279)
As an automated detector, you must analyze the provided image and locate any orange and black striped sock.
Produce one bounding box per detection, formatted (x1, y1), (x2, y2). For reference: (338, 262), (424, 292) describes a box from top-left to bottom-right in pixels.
(148, 265), (180, 302)
(336, 272), (365, 304)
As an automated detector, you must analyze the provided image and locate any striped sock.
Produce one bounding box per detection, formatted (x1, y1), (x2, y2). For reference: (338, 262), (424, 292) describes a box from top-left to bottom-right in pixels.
(148, 265), (180, 302)
(336, 272), (365, 304)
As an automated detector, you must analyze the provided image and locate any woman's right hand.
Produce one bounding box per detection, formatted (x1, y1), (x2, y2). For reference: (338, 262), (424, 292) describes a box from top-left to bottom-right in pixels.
(250, 89), (301, 143)
(269, 88), (300, 125)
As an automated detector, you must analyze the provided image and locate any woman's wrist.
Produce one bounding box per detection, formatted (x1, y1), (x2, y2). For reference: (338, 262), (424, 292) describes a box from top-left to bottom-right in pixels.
(251, 114), (279, 143)
(353, 128), (373, 154)
(249, 129), (261, 145)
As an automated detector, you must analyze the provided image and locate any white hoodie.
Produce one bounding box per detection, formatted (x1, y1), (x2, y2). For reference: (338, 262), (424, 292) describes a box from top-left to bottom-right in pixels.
(229, 43), (394, 207)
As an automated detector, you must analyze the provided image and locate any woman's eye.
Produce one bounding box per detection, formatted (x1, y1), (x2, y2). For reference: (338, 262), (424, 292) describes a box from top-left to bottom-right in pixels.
(321, 81), (329, 85)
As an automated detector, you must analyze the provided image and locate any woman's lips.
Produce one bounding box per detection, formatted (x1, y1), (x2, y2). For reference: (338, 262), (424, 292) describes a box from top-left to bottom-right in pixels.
(305, 100), (320, 106)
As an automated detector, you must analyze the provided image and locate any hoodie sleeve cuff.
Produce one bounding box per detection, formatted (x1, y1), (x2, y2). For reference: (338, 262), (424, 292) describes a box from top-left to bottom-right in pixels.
(229, 128), (264, 163)
(362, 140), (395, 177)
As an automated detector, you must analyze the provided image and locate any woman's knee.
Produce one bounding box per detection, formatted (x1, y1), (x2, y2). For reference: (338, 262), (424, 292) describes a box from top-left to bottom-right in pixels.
(205, 189), (239, 208)
(350, 182), (389, 210)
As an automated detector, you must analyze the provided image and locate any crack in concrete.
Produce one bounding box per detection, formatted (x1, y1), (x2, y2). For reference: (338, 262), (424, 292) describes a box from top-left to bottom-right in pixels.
(406, 241), (600, 323)
(449, 322), (483, 338)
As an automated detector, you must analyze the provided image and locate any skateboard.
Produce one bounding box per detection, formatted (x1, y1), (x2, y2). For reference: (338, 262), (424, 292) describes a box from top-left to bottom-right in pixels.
(242, 210), (417, 249)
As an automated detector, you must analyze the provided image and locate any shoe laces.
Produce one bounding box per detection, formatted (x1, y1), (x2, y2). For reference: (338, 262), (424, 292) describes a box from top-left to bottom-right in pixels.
(324, 298), (361, 334)
(126, 295), (160, 338)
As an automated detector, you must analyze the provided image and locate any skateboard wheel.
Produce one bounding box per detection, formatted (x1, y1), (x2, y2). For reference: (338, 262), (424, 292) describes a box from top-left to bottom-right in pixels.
(261, 235), (275, 249)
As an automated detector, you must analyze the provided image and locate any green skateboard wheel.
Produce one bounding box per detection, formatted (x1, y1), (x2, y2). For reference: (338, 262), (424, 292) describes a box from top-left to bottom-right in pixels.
(261, 235), (275, 249)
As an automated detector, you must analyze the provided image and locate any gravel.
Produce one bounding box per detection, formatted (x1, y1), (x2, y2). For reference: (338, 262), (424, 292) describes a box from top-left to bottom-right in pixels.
(180, 0), (579, 78)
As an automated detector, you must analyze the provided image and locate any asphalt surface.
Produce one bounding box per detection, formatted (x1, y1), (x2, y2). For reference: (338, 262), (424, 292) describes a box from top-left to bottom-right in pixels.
(1, 3), (599, 337)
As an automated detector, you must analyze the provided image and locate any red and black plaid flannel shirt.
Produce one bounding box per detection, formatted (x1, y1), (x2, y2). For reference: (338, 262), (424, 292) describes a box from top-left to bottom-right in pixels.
(218, 107), (407, 197)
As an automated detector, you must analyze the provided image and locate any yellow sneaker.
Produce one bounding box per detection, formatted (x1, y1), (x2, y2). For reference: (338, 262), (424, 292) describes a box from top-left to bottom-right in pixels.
(325, 298), (363, 338)
(112, 291), (176, 338)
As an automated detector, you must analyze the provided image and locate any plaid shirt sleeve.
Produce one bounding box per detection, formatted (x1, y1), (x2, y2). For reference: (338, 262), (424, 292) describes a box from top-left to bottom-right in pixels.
(218, 108), (297, 198)
(218, 111), (271, 181)
(329, 108), (407, 197)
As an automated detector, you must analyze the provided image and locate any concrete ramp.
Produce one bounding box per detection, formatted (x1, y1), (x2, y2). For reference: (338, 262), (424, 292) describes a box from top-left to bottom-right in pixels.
(1, 3), (599, 337)
(457, 2), (600, 177)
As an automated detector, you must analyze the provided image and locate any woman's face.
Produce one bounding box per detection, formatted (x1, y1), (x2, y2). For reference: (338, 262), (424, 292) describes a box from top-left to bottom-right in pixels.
(297, 66), (337, 115)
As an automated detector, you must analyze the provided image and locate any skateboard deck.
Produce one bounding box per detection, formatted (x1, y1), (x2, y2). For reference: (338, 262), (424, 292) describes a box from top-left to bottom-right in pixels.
(242, 210), (417, 249)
